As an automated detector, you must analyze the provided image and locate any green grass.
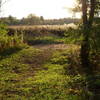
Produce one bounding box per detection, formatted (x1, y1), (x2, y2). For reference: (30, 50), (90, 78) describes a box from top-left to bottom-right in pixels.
(0, 46), (43, 99)
(25, 31), (83, 45)
(27, 50), (85, 100)
(0, 45), (85, 100)
(0, 23), (100, 99)
(0, 37), (99, 99)
(25, 35), (82, 46)
(26, 36), (65, 45)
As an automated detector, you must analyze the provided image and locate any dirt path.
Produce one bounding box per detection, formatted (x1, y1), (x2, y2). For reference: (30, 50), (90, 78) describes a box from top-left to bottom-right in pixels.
(19, 43), (79, 81)
(33, 44), (76, 50)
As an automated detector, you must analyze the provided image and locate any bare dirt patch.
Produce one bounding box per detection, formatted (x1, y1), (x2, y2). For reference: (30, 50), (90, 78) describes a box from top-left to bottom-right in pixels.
(33, 44), (78, 50)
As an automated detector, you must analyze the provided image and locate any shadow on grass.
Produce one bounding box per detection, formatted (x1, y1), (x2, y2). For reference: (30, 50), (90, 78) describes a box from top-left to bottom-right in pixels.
(27, 39), (63, 45)
(83, 68), (100, 100)
(0, 47), (23, 60)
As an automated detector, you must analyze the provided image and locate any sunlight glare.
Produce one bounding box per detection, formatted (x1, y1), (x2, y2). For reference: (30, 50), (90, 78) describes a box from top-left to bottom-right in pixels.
(2, 0), (79, 19)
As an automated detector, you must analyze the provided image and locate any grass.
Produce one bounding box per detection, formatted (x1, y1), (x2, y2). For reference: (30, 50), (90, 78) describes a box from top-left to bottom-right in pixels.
(0, 24), (24, 52)
(0, 44), (86, 100)
(8, 25), (77, 40)
(26, 36), (65, 45)
(0, 24), (100, 99)
(25, 33), (82, 46)
(0, 46), (41, 99)
(31, 50), (82, 100)
(0, 35), (23, 53)
(0, 44), (99, 99)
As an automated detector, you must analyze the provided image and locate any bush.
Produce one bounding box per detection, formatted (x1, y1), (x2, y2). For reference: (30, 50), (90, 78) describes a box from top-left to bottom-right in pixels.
(64, 27), (83, 44)
(0, 24), (8, 36)
(0, 24), (24, 52)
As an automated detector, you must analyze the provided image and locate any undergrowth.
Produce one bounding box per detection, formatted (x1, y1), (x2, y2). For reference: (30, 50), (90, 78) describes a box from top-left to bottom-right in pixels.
(0, 45), (85, 100)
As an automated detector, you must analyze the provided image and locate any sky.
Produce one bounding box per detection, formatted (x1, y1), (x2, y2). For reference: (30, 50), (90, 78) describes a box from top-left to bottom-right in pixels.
(1, 0), (79, 19)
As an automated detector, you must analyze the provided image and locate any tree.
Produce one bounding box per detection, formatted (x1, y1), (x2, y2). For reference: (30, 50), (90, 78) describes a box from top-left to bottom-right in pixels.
(76, 1), (100, 99)
(40, 16), (44, 21)
(26, 14), (40, 25)
(80, 0), (100, 72)
(71, 0), (99, 98)
(72, 0), (99, 70)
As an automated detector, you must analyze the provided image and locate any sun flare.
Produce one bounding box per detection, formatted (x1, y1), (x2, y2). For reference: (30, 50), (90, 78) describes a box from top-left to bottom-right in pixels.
(2, 0), (80, 19)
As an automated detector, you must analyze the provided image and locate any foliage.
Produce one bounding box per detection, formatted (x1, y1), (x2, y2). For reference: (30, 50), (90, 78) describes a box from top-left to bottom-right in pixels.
(0, 32), (99, 99)
(64, 26), (83, 44)
(0, 15), (80, 25)
(0, 23), (8, 36)
(72, 0), (100, 17)
(0, 47), (42, 99)
(0, 23), (24, 52)
(8, 25), (82, 45)
(26, 36), (65, 45)
(0, 46), (85, 100)
(0, 35), (24, 52)
(90, 24), (100, 52)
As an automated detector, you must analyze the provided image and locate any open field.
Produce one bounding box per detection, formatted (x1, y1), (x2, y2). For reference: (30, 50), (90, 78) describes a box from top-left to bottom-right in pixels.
(8, 24), (77, 30)
(8, 24), (77, 37)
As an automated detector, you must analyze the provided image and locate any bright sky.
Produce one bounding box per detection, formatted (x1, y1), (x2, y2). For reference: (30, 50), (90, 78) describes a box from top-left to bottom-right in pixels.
(2, 0), (79, 19)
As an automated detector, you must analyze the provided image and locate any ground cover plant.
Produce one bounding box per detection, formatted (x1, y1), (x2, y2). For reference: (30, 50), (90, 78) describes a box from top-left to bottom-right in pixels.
(0, 0), (100, 99)
(0, 22), (100, 100)
(0, 24), (23, 52)
(0, 43), (86, 100)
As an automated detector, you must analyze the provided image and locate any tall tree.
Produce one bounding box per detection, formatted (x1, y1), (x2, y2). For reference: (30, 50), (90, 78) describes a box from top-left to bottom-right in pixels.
(80, 0), (100, 71)
(79, 0), (100, 99)
(71, 1), (100, 99)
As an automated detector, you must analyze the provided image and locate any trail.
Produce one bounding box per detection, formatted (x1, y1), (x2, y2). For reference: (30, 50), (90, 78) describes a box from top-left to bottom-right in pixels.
(33, 44), (76, 50)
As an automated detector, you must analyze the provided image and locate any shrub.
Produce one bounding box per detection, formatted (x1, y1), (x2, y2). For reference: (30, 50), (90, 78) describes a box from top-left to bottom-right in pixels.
(0, 24), (24, 52)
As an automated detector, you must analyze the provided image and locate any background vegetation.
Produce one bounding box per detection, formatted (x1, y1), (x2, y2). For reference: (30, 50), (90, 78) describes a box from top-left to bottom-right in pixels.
(0, 14), (80, 25)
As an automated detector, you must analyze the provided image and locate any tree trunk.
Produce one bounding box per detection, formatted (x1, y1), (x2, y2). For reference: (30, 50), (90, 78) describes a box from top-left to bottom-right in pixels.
(80, 26), (90, 72)
(81, 0), (91, 71)
(80, 0), (99, 99)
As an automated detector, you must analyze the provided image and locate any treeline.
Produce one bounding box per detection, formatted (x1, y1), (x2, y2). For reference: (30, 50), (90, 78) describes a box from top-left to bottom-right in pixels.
(0, 14), (80, 25)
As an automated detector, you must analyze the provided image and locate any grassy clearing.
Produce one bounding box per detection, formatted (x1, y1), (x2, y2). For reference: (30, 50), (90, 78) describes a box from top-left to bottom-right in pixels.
(0, 24), (99, 99)
(0, 44), (86, 100)
(0, 46), (53, 99)
(31, 49), (82, 100)
(26, 36), (65, 45)
(25, 33), (82, 46)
